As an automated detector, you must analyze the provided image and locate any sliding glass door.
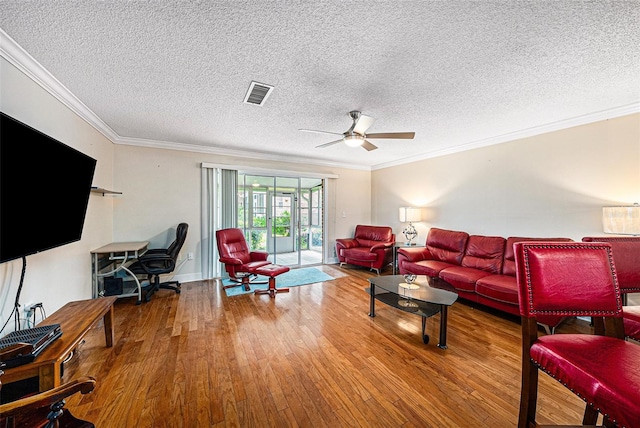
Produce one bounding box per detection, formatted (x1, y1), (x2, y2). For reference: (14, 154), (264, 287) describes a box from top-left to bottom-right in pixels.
(238, 174), (323, 267)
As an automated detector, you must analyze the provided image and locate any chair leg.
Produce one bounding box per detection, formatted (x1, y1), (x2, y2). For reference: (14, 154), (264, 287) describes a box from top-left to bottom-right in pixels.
(583, 404), (599, 425)
(144, 276), (160, 302)
(145, 276), (181, 301)
(159, 280), (181, 294)
(518, 359), (539, 428)
(519, 318), (540, 428)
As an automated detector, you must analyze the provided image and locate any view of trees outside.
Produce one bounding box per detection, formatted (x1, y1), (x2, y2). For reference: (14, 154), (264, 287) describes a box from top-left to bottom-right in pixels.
(236, 175), (323, 257)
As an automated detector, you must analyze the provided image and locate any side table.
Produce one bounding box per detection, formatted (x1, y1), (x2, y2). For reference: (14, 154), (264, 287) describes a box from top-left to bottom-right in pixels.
(1, 297), (117, 398)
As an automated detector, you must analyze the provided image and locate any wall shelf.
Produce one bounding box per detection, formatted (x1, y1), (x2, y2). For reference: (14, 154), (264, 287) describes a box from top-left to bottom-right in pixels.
(91, 187), (122, 196)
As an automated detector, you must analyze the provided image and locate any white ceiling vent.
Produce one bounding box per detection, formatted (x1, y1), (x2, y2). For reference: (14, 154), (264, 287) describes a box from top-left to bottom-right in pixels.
(243, 81), (274, 106)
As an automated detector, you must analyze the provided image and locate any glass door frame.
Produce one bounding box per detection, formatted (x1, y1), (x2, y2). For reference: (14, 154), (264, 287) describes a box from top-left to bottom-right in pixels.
(238, 173), (324, 268)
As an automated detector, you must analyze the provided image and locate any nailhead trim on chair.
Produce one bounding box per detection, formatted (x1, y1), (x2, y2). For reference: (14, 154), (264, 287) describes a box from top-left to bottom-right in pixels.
(522, 243), (623, 316)
(532, 358), (621, 427)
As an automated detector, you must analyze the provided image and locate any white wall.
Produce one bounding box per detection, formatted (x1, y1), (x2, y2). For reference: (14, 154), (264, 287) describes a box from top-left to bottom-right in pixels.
(112, 144), (372, 277)
(0, 55), (373, 332)
(0, 58), (115, 331)
(372, 113), (640, 243)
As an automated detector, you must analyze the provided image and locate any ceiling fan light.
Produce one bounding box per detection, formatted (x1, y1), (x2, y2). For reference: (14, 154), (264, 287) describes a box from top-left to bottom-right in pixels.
(344, 135), (363, 147)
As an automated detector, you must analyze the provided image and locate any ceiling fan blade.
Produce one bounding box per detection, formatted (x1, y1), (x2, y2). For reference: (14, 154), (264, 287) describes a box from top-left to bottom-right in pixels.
(316, 138), (344, 149)
(299, 129), (344, 136)
(365, 132), (415, 139)
(353, 114), (376, 135)
(361, 140), (378, 151)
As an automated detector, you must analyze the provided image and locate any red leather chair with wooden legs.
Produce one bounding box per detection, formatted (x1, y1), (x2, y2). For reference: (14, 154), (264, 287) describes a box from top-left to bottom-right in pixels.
(514, 241), (640, 428)
(582, 236), (640, 304)
(216, 228), (270, 291)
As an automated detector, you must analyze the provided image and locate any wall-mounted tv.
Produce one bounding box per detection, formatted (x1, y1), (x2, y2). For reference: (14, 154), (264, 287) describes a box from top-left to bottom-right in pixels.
(0, 112), (97, 264)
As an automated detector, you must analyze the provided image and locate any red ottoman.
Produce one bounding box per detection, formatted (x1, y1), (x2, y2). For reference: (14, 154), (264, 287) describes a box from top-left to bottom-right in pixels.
(253, 264), (290, 297)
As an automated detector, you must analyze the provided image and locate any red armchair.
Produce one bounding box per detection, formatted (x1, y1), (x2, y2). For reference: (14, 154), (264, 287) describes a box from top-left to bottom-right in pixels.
(336, 225), (395, 274)
(514, 241), (640, 428)
(216, 228), (270, 290)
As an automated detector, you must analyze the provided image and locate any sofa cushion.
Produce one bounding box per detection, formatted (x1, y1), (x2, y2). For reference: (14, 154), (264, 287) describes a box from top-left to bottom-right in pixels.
(354, 225), (394, 248)
(475, 274), (519, 305)
(439, 266), (492, 292)
(461, 235), (505, 274)
(425, 228), (469, 264)
(402, 259), (458, 277)
(341, 247), (378, 262)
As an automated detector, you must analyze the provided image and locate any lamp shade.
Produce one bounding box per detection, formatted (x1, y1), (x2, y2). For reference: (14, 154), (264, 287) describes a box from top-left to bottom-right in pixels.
(602, 204), (640, 235)
(399, 207), (421, 223)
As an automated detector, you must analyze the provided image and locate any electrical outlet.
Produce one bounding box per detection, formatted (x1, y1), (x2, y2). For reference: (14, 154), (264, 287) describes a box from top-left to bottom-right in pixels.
(187, 252), (194, 260)
(24, 302), (42, 314)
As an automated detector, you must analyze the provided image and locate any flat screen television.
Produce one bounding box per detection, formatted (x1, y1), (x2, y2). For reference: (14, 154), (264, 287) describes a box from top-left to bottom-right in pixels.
(0, 112), (97, 264)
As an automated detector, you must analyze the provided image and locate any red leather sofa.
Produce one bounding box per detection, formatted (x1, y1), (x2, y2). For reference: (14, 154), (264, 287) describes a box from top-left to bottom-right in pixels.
(336, 225), (395, 274)
(398, 227), (572, 331)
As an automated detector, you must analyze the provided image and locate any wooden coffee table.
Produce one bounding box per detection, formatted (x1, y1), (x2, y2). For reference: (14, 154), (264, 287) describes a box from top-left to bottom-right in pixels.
(366, 275), (457, 348)
(1, 297), (116, 394)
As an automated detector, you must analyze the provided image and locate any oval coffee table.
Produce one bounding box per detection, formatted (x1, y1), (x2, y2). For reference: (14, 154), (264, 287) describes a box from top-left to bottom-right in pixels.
(365, 275), (458, 348)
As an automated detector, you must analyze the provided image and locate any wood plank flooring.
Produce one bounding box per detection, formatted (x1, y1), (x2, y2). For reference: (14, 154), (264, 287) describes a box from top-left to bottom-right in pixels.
(61, 265), (610, 427)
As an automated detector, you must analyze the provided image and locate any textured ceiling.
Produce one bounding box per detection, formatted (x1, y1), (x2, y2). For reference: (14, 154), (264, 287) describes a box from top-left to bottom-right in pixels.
(1, 1), (639, 169)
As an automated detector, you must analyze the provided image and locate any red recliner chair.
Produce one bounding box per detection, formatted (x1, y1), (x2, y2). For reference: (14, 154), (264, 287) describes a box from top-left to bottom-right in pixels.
(216, 228), (270, 291)
(336, 225), (395, 274)
(514, 241), (640, 428)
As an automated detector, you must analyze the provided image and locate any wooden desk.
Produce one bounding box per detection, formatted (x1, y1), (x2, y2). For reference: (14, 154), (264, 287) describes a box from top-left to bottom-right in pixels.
(91, 241), (149, 304)
(1, 297), (117, 392)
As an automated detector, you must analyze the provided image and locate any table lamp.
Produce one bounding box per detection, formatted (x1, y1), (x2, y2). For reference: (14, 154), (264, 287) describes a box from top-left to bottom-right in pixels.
(602, 203), (640, 235)
(399, 207), (421, 245)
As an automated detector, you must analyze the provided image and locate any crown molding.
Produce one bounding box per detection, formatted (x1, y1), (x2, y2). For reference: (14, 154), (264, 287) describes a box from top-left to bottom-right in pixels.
(372, 102), (640, 170)
(0, 27), (369, 171)
(3, 27), (637, 173)
(0, 28), (120, 142)
(115, 135), (370, 170)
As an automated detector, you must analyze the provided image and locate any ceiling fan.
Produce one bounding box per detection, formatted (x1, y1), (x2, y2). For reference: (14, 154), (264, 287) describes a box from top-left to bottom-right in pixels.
(299, 111), (415, 151)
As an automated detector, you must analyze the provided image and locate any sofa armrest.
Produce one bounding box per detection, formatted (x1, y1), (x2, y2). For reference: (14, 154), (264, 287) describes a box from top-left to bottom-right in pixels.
(336, 238), (359, 249)
(397, 246), (431, 262)
(370, 242), (393, 252)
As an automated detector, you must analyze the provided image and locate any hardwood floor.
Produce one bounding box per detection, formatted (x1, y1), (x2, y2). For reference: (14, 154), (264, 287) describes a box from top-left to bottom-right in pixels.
(63, 265), (602, 427)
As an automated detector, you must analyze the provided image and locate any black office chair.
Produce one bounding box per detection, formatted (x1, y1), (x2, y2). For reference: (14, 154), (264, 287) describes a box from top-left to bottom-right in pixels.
(130, 223), (188, 302)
